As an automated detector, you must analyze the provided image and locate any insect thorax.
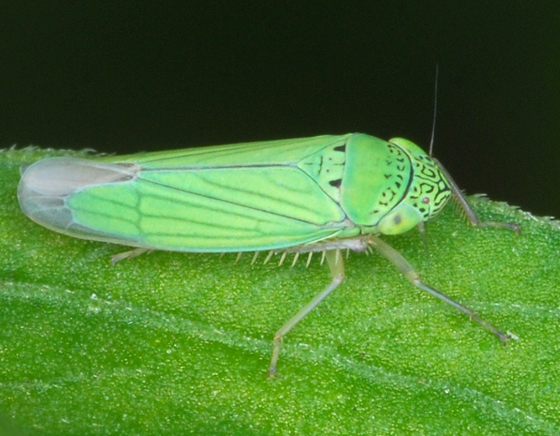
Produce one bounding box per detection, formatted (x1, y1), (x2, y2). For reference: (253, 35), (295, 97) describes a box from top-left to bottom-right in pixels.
(297, 134), (452, 237)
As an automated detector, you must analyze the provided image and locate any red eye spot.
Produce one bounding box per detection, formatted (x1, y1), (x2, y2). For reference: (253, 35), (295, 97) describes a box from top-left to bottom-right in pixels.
(422, 197), (430, 204)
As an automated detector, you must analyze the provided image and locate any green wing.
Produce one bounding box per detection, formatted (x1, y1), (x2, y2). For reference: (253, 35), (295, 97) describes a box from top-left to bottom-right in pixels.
(19, 135), (357, 252)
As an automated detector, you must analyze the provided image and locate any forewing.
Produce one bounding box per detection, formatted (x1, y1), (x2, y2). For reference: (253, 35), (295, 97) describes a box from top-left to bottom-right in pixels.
(19, 136), (352, 252)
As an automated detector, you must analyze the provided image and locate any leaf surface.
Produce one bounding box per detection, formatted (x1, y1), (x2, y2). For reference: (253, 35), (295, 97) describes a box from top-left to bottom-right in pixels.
(1, 148), (559, 435)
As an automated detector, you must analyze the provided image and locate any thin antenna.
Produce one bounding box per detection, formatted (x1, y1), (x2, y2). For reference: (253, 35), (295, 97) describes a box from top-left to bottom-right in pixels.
(428, 64), (439, 156)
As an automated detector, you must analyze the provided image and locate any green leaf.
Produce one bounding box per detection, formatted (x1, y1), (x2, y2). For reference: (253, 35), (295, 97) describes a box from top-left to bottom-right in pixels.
(2, 147), (560, 435)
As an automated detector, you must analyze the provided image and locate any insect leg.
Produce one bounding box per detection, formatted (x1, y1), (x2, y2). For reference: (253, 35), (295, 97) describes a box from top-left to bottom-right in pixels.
(268, 249), (345, 378)
(111, 248), (150, 264)
(433, 158), (520, 234)
(368, 235), (510, 345)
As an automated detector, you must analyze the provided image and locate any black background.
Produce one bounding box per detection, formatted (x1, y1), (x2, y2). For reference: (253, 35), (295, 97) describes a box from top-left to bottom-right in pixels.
(2, 2), (559, 217)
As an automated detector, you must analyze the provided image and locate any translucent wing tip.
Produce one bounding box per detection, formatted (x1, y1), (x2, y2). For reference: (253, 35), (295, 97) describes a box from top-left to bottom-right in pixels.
(17, 157), (137, 233)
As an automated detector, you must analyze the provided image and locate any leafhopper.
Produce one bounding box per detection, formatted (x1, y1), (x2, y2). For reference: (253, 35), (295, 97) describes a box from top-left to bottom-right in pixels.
(18, 133), (519, 377)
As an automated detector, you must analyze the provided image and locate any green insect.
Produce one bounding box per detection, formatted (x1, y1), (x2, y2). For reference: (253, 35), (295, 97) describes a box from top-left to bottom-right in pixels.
(18, 133), (519, 377)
